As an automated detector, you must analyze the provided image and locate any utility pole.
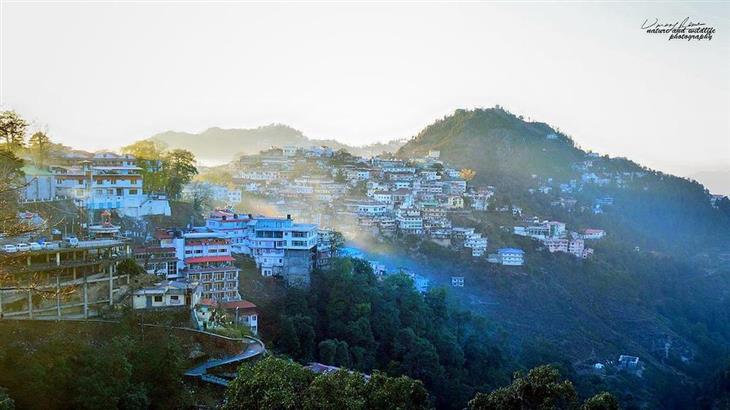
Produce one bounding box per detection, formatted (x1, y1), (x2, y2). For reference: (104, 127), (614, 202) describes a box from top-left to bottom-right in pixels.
(56, 274), (61, 319)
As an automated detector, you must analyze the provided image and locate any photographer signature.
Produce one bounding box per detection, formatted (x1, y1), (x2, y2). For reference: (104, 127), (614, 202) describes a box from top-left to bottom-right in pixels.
(641, 17), (705, 30)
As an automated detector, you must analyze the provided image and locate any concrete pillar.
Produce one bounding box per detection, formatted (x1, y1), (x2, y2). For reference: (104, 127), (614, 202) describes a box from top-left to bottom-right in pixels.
(83, 276), (88, 319)
(28, 289), (33, 319)
(109, 267), (113, 305)
(0, 289), (4, 317)
(56, 252), (60, 266)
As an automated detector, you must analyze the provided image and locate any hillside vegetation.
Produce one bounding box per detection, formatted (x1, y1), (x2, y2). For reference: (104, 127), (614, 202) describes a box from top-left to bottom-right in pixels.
(397, 107), (730, 255)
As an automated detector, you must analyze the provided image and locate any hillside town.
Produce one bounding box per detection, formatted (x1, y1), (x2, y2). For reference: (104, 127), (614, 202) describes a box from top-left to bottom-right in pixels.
(2, 140), (622, 328)
(5, 124), (729, 408)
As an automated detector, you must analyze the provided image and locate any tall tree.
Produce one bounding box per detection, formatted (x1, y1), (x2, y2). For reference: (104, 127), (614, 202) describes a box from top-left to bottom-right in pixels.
(122, 140), (168, 193)
(468, 365), (617, 410)
(28, 131), (51, 167)
(468, 365), (577, 410)
(223, 356), (315, 410)
(0, 149), (30, 239)
(164, 149), (198, 199)
(0, 111), (27, 151)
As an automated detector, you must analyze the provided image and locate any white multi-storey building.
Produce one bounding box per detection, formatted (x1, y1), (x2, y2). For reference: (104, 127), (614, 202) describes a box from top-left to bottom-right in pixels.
(53, 153), (170, 217)
(396, 208), (423, 235)
(464, 233), (487, 257)
(497, 248), (524, 266)
(238, 170), (280, 182)
(205, 210), (255, 254)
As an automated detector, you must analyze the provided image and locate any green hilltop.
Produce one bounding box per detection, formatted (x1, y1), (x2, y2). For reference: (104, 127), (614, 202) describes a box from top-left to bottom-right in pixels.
(397, 107), (730, 254)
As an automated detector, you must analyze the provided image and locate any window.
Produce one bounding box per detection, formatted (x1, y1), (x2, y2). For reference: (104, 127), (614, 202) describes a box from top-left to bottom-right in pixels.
(129, 189), (138, 195)
(153, 296), (163, 302)
(170, 295), (179, 301)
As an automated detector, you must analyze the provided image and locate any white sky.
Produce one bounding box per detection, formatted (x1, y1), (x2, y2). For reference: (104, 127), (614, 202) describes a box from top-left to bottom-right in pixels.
(1, 1), (729, 180)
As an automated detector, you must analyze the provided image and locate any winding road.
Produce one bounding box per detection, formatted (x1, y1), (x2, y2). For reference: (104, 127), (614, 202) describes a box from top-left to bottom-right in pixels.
(2, 317), (266, 387)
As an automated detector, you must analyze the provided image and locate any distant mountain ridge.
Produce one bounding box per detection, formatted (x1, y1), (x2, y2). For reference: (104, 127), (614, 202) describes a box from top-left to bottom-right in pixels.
(148, 124), (406, 164)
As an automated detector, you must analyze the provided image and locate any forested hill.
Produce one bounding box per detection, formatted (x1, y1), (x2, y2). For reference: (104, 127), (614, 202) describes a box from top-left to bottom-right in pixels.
(397, 107), (730, 254)
(149, 124), (405, 163)
(398, 107), (584, 186)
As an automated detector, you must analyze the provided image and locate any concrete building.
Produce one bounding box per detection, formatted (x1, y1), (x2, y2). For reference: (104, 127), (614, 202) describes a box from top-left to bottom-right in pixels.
(249, 215), (318, 286)
(133, 245), (178, 278)
(132, 280), (202, 310)
(205, 210), (254, 255)
(0, 229), (132, 319)
(51, 153), (170, 217)
(220, 299), (259, 335)
(396, 208), (423, 235)
(154, 229), (241, 301)
(497, 248), (524, 266)
(21, 165), (57, 201)
(581, 229), (606, 240)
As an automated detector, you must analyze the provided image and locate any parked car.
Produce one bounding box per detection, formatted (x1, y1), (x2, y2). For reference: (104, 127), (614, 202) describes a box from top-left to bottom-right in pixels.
(29, 242), (43, 251)
(16, 243), (31, 252)
(2, 244), (18, 253)
(63, 237), (79, 247)
(44, 242), (59, 250)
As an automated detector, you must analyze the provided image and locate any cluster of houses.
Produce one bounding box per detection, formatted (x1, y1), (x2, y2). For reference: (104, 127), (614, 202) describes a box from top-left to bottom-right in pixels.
(185, 146), (513, 263)
(130, 210), (335, 334)
(525, 151), (653, 215)
(514, 218), (605, 259)
(21, 152), (171, 217)
(204, 210), (326, 286)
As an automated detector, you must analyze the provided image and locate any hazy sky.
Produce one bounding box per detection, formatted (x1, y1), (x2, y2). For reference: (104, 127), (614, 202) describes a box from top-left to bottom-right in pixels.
(1, 2), (729, 188)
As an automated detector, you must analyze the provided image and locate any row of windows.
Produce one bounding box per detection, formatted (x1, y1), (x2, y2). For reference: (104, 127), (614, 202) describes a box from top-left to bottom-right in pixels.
(94, 188), (138, 195)
(202, 291), (239, 299)
(184, 248), (229, 255)
(256, 230), (284, 239)
(94, 179), (140, 185)
(188, 274), (237, 281)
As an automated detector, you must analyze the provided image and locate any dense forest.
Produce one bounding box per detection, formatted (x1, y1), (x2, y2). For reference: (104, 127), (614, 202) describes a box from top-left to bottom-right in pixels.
(254, 257), (509, 408)
(246, 257), (634, 409)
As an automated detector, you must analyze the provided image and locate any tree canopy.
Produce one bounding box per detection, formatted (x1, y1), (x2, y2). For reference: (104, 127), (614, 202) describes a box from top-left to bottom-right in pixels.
(468, 365), (618, 410)
(0, 111), (28, 151)
(222, 356), (430, 410)
(121, 140), (198, 198)
(259, 258), (510, 409)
